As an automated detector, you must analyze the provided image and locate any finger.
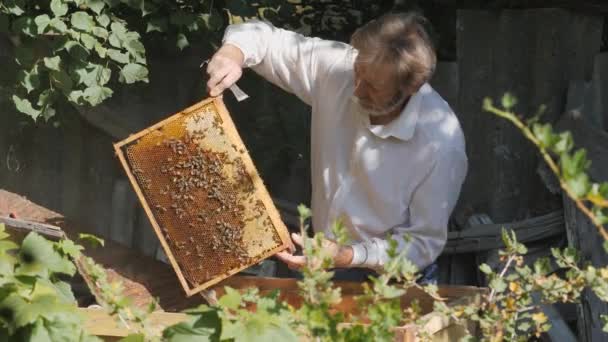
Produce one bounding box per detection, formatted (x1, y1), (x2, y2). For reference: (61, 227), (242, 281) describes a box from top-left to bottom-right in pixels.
(276, 251), (306, 265)
(207, 68), (230, 95)
(209, 70), (241, 97)
(291, 233), (304, 248)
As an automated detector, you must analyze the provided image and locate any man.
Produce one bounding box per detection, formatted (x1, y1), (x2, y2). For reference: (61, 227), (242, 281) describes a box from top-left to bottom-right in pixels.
(205, 13), (467, 281)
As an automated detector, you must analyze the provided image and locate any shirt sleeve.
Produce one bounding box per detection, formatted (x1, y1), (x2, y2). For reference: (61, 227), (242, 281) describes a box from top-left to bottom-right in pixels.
(222, 19), (350, 106)
(350, 148), (468, 272)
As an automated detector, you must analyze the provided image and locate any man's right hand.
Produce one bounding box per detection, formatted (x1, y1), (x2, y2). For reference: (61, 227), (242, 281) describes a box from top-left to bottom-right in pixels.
(206, 44), (245, 97)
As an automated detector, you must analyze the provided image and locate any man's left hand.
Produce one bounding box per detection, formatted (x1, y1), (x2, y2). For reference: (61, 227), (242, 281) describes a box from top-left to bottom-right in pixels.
(275, 233), (354, 270)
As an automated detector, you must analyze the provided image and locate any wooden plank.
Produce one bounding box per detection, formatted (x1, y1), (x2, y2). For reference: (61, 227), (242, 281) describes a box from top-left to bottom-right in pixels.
(0, 216), (65, 239)
(456, 9), (602, 222)
(560, 98), (608, 341)
(592, 53), (608, 131)
(444, 210), (564, 254)
(80, 308), (188, 337)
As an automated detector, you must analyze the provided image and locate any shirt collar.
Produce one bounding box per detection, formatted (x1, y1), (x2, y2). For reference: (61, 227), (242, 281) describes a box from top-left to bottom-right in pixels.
(365, 83), (430, 141)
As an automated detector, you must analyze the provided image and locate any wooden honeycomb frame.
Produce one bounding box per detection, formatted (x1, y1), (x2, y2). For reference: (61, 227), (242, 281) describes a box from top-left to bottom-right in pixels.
(114, 97), (291, 296)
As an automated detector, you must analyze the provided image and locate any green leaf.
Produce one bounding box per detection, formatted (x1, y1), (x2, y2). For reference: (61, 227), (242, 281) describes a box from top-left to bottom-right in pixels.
(49, 17), (68, 33)
(43, 56), (61, 71)
(71, 12), (95, 32)
(553, 132), (574, 154)
(94, 43), (107, 58)
(107, 49), (129, 63)
(64, 40), (90, 60)
(18, 233), (75, 276)
(56, 239), (84, 258)
(479, 263), (492, 275)
(5, 0), (25, 15)
(163, 307), (221, 342)
(12, 95), (41, 120)
(146, 17), (167, 33)
(50, 69), (73, 93)
(125, 39), (145, 59)
(119, 63), (148, 84)
(83, 86), (113, 106)
(34, 15), (51, 34)
(50, 0), (69, 17)
(96, 14), (110, 28)
(566, 173), (590, 198)
(501, 93), (518, 110)
(219, 287), (242, 310)
(12, 16), (36, 37)
(91, 26), (108, 39)
(85, 0), (106, 14)
(80, 33), (97, 50)
(297, 204), (312, 220)
(68, 90), (84, 104)
(176, 33), (189, 50)
(108, 32), (122, 48)
(18, 64), (40, 93)
(489, 277), (507, 293)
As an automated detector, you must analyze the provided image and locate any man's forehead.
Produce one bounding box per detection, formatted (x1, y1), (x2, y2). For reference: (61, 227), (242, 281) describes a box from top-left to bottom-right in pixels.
(354, 58), (398, 86)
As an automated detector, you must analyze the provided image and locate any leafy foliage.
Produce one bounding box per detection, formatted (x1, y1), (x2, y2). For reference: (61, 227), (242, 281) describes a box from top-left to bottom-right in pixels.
(0, 223), (100, 341)
(0, 0), (384, 121)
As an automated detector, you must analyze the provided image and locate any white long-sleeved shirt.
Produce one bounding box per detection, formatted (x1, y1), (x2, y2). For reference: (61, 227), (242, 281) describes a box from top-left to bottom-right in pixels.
(223, 20), (468, 272)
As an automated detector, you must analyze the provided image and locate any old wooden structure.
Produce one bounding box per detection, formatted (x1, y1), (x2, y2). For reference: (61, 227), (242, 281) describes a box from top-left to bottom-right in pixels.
(1, 3), (608, 341)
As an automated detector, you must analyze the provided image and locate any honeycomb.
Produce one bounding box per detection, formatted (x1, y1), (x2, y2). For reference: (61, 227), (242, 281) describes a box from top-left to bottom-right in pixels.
(114, 97), (291, 296)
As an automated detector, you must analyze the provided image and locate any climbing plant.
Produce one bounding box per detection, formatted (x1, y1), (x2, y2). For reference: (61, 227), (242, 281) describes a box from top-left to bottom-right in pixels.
(0, 0), (387, 122)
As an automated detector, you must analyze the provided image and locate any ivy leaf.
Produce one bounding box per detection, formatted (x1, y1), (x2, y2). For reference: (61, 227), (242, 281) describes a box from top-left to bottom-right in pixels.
(50, 0), (69, 17)
(96, 14), (110, 28)
(85, 0), (106, 14)
(108, 32), (122, 48)
(119, 63), (148, 84)
(80, 33), (97, 50)
(12, 95), (41, 120)
(49, 17), (68, 33)
(176, 33), (189, 50)
(12, 17), (36, 37)
(64, 40), (90, 60)
(83, 86), (113, 106)
(34, 15), (51, 34)
(94, 43), (107, 58)
(125, 40), (145, 60)
(50, 70), (74, 93)
(92, 27), (108, 39)
(106, 49), (129, 64)
(71, 12), (95, 32)
(18, 64), (40, 93)
(5, 0), (26, 15)
(146, 17), (167, 33)
(43, 56), (61, 71)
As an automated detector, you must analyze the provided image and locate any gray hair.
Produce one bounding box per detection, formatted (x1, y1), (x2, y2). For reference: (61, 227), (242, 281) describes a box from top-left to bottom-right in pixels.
(351, 12), (437, 92)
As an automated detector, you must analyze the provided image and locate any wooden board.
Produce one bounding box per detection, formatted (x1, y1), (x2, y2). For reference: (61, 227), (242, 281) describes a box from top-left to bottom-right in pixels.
(558, 110), (608, 342)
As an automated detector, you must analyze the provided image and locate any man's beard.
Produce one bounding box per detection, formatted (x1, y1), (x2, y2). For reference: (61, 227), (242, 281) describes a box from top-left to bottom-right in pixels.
(351, 93), (409, 118)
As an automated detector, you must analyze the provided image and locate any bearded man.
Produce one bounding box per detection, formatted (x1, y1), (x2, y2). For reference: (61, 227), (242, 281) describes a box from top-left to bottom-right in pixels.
(204, 12), (467, 283)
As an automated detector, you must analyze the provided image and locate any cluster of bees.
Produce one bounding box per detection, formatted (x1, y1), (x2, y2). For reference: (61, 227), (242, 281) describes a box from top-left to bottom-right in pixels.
(141, 134), (261, 283)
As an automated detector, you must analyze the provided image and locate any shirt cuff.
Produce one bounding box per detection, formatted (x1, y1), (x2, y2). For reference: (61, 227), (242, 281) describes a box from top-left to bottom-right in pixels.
(349, 243), (368, 266)
(221, 41), (255, 68)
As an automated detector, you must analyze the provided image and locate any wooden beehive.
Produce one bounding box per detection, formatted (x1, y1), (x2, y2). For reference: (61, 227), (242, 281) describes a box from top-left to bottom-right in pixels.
(113, 97), (291, 296)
